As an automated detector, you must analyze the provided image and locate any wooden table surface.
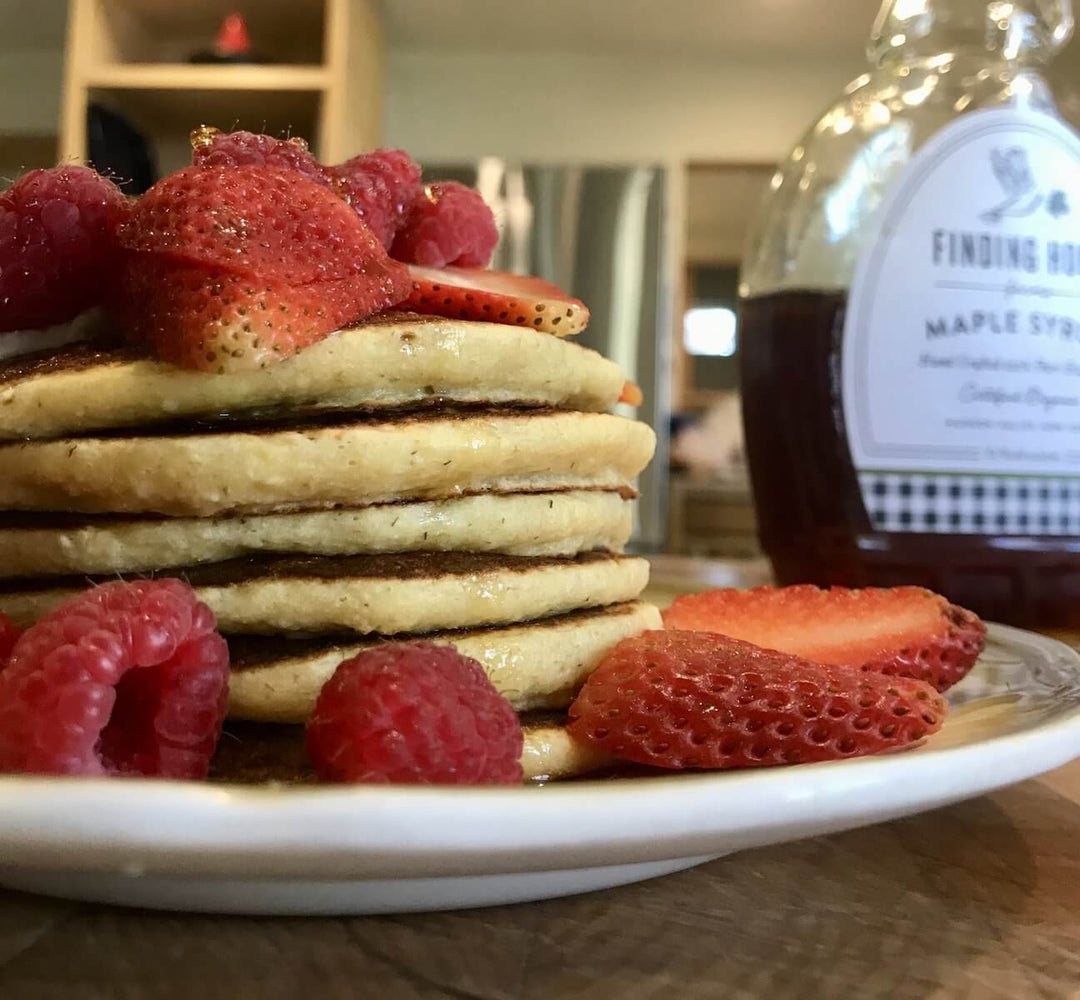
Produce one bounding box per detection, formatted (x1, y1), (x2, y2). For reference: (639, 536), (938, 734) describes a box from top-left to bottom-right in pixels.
(1, 561), (1078, 999)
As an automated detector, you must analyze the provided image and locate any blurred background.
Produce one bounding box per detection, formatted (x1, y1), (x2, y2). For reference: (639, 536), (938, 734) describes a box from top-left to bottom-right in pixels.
(1, 0), (1077, 561)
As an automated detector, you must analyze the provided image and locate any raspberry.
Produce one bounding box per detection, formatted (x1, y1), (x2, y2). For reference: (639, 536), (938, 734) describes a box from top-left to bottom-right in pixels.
(0, 580), (230, 778)
(191, 134), (423, 249)
(568, 630), (948, 771)
(306, 642), (523, 785)
(332, 149), (422, 248)
(0, 166), (130, 333)
(192, 128), (335, 191)
(390, 181), (498, 268)
(0, 613), (20, 664)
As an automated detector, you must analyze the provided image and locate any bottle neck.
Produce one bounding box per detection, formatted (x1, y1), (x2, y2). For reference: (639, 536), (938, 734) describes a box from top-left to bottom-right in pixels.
(870, 0), (1074, 67)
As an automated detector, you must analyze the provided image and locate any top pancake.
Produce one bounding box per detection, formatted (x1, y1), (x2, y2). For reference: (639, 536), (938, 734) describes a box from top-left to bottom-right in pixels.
(0, 312), (626, 441)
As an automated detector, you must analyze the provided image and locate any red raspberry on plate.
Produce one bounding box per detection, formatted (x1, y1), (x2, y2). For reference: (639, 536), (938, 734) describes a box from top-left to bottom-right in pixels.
(0, 165), (130, 333)
(306, 641), (523, 785)
(391, 181), (499, 268)
(332, 148), (422, 248)
(663, 585), (986, 693)
(568, 630), (948, 771)
(0, 613), (20, 665)
(192, 127), (334, 191)
(0, 580), (230, 778)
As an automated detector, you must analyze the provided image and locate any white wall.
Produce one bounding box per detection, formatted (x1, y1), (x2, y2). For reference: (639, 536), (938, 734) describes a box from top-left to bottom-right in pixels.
(384, 45), (1080, 267)
(0, 0), (66, 138)
(3, 24), (1076, 167)
(686, 166), (776, 262)
(0, 50), (65, 137)
(385, 50), (858, 166)
(0, 50), (64, 177)
(383, 49), (857, 296)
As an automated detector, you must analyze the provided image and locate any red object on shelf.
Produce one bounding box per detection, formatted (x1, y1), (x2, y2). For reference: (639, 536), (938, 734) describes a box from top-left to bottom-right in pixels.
(216, 13), (252, 57)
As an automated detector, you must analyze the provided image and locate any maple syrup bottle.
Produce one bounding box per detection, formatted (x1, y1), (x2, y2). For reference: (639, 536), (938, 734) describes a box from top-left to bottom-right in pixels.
(740, 0), (1080, 626)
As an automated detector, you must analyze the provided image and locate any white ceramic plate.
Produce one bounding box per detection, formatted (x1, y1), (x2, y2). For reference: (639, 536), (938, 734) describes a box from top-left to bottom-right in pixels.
(0, 622), (1078, 915)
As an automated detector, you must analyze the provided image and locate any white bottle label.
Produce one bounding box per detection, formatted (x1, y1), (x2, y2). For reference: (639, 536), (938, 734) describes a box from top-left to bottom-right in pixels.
(842, 107), (1080, 534)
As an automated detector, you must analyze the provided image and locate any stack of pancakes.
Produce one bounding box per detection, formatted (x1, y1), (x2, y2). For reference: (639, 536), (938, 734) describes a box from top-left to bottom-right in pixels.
(0, 313), (658, 781)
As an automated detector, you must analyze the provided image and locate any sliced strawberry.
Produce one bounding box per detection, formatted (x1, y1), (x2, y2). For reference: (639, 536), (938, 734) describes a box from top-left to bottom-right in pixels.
(119, 165), (386, 284)
(568, 630), (948, 770)
(114, 163), (410, 370)
(190, 132), (428, 250)
(114, 254), (409, 372)
(663, 585), (986, 693)
(402, 265), (589, 336)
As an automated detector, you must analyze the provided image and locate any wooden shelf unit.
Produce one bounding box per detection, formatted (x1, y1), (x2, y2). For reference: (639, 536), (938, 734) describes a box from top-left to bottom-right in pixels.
(84, 64), (333, 91)
(60, 0), (383, 173)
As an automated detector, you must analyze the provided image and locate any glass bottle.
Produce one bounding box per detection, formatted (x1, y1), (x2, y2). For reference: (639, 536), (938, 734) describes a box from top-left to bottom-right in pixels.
(739, 0), (1080, 626)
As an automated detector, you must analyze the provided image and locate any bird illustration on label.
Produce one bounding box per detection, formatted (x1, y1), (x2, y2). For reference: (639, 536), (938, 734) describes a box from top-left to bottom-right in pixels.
(981, 148), (1044, 223)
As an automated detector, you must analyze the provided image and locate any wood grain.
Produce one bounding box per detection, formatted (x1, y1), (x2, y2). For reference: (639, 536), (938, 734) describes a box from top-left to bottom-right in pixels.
(0, 759), (1077, 1000)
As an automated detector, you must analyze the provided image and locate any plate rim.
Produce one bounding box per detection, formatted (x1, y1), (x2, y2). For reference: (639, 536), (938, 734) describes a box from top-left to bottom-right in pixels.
(0, 621), (1078, 880)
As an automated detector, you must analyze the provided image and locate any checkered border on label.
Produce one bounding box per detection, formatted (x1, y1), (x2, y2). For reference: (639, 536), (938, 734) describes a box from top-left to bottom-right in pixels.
(859, 473), (1080, 535)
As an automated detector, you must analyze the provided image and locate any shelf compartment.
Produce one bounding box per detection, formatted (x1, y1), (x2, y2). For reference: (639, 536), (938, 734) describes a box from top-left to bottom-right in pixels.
(88, 87), (322, 175)
(61, 0), (382, 170)
(87, 0), (328, 67)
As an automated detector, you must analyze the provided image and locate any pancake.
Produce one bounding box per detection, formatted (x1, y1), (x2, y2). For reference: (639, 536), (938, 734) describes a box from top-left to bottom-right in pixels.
(0, 490), (634, 579)
(211, 716), (614, 784)
(0, 409), (656, 516)
(0, 312), (625, 440)
(521, 718), (615, 782)
(0, 551), (650, 635)
(227, 601), (662, 722)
